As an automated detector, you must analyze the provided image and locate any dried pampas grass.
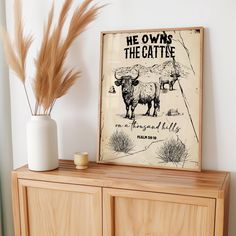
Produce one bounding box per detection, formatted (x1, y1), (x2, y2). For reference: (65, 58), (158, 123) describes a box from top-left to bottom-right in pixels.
(1, 0), (33, 114)
(1, 0), (103, 115)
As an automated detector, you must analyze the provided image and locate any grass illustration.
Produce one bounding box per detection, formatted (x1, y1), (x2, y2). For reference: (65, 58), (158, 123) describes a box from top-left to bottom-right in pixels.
(109, 130), (134, 153)
(158, 138), (188, 163)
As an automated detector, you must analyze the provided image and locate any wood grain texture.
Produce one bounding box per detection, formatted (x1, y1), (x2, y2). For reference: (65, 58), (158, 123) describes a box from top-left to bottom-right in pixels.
(18, 179), (102, 236)
(14, 160), (229, 198)
(103, 188), (215, 236)
(12, 160), (230, 236)
(215, 174), (230, 236)
(11, 172), (21, 236)
(18, 183), (29, 236)
(101, 27), (205, 35)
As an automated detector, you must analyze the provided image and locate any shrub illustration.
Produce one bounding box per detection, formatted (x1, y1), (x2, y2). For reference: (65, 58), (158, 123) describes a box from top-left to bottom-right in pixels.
(109, 130), (134, 153)
(158, 138), (188, 163)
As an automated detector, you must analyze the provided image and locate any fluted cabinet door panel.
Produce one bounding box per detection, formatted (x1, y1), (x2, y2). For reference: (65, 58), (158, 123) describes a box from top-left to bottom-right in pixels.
(103, 188), (215, 236)
(18, 180), (102, 236)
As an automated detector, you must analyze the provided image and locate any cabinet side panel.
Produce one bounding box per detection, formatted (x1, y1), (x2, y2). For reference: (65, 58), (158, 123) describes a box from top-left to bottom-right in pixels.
(18, 182), (30, 236)
(11, 173), (21, 236)
(215, 174), (230, 236)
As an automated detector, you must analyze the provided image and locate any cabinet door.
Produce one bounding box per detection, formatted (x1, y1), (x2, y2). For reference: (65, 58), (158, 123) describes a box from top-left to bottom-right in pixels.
(103, 188), (215, 236)
(17, 179), (102, 236)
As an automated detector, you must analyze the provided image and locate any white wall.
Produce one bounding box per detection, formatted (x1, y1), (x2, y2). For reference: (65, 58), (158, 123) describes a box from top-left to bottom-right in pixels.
(5, 0), (236, 235)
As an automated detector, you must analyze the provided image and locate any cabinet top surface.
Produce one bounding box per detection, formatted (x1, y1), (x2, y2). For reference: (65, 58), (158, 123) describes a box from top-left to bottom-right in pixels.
(13, 160), (230, 198)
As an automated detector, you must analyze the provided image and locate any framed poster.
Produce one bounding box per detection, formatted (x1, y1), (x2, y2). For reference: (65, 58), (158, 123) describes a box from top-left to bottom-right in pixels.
(98, 27), (203, 171)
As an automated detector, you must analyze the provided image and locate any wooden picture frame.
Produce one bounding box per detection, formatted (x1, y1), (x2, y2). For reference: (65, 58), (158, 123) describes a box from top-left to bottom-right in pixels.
(97, 27), (204, 171)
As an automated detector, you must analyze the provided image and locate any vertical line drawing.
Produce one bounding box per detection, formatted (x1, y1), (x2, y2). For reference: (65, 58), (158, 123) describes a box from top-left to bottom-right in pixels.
(173, 32), (195, 75)
(172, 57), (199, 143)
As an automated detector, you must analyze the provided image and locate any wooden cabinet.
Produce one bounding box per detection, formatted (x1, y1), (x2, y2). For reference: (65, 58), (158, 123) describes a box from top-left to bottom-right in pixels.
(12, 160), (230, 236)
(103, 188), (216, 236)
(16, 180), (102, 236)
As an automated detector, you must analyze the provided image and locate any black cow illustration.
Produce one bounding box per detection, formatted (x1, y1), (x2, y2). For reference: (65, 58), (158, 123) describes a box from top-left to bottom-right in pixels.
(114, 70), (160, 119)
(159, 71), (180, 90)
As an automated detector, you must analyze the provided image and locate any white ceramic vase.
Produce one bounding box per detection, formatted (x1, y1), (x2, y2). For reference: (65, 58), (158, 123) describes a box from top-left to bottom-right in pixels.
(27, 115), (59, 171)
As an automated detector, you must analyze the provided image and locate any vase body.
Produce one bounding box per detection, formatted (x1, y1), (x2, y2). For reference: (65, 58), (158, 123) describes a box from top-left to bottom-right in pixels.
(27, 115), (59, 171)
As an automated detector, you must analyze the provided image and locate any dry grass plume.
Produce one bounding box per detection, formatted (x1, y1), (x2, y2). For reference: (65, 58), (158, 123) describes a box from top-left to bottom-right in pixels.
(1, 0), (33, 114)
(1, 0), (104, 115)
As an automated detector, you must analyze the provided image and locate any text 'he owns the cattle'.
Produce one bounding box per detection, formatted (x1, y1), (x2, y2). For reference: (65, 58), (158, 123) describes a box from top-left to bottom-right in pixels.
(124, 33), (175, 59)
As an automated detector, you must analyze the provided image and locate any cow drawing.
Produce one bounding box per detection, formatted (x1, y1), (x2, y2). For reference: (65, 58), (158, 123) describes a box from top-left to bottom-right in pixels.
(159, 72), (180, 91)
(114, 70), (160, 119)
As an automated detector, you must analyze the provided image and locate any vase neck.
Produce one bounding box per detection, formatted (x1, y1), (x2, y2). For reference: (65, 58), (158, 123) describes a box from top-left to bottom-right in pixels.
(31, 115), (51, 121)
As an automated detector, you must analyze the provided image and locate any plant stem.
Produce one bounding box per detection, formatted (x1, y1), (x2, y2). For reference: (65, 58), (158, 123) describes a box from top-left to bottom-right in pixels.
(34, 102), (38, 116)
(49, 99), (56, 116)
(23, 84), (33, 116)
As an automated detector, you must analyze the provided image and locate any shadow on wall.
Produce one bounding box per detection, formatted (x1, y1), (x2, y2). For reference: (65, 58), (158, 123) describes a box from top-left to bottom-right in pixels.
(62, 35), (95, 110)
(202, 28), (219, 169)
(53, 33), (99, 160)
(202, 29), (234, 236)
(58, 118), (97, 159)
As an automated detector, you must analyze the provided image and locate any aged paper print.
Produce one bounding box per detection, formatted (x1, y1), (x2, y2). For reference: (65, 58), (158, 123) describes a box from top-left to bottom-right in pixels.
(99, 28), (203, 171)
